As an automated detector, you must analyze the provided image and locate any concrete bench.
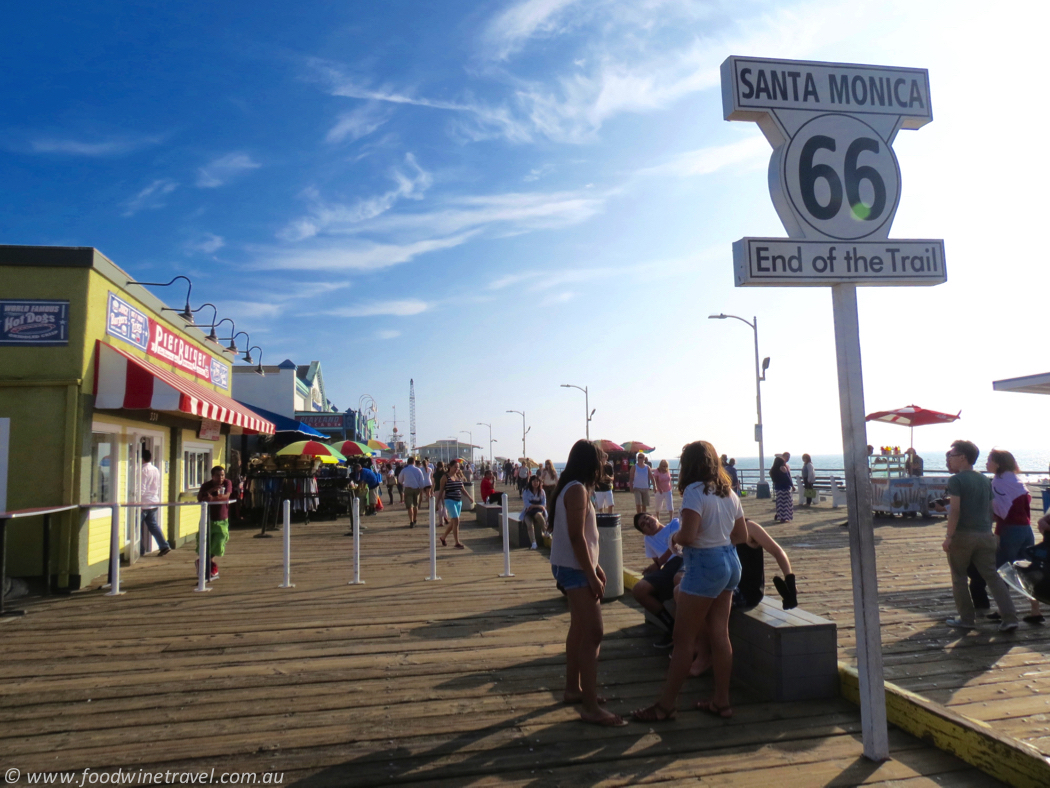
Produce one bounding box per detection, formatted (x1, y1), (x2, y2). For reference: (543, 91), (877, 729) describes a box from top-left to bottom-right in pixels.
(474, 501), (533, 548)
(796, 475), (847, 508)
(640, 593), (838, 702)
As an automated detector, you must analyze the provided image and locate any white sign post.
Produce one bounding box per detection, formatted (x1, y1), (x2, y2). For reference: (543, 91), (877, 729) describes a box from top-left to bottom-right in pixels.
(722, 55), (943, 762)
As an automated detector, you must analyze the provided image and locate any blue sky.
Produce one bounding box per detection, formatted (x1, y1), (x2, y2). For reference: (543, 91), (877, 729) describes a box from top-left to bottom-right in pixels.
(7, 1), (1050, 466)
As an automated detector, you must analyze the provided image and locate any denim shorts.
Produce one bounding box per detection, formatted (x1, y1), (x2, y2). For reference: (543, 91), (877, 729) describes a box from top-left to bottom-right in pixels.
(678, 544), (742, 599)
(551, 564), (589, 591)
(444, 499), (463, 519)
(997, 526), (1036, 567)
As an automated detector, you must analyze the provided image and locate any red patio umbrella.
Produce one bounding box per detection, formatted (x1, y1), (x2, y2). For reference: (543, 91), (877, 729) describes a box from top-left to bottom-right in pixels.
(594, 439), (624, 453)
(865, 405), (961, 447)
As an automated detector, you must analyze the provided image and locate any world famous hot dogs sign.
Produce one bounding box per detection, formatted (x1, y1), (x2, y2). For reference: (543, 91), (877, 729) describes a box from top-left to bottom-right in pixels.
(106, 292), (229, 390)
(721, 57), (944, 286)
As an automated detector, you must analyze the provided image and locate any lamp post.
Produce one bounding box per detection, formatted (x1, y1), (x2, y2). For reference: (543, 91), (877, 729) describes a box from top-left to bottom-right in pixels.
(127, 276), (195, 324)
(709, 313), (770, 498)
(560, 384), (594, 441)
(506, 410), (529, 462)
(477, 422), (494, 465)
(460, 430), (473, 465)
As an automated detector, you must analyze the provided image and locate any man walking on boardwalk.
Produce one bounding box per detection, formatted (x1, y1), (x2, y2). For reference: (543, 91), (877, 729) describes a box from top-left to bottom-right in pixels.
(943, 440), (1018, 632)
(140, 449), (170, 556)
(398, 457), (431, 528)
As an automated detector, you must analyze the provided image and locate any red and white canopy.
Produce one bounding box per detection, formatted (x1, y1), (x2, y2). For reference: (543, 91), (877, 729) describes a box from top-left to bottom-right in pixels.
(93, 341), (274, 434)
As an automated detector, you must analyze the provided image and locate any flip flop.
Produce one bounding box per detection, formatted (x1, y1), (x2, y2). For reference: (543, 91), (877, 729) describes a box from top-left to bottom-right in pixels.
(580, 711), (628, 727)
(454, 543), (465, 549)
(695, 699), (733, 719)
(630, 702), (675, 722)
(439, 536), (447, 546)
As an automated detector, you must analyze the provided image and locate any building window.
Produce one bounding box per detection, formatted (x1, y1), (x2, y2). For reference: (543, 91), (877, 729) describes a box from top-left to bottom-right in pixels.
(90, 433), (116, 503)
(184, 449), (211, 490)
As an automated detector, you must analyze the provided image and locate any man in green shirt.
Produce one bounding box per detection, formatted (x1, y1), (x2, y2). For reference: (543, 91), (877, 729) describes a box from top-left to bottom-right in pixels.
(943, 440), (1018, 631)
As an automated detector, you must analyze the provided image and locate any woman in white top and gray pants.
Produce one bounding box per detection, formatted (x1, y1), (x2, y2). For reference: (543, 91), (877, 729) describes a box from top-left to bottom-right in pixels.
(549, 440), (627, 728)
(633, 441), (747, 723)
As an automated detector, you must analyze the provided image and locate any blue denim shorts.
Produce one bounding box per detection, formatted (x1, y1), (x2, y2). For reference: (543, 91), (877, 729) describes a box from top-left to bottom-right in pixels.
(444, 499), (463, 519)
(678, 545), (742, 599)
(551, 564), (589, 591)
(997, 526), (1036, 567)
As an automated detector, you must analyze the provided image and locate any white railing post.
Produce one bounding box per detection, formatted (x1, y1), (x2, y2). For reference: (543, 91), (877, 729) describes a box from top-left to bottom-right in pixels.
(425, 495), (440, 581)
(104, 504), (125, 596)
(349, 496), (364, 585)
(279, 500), (294, 588)
(499, 493), (514, 578)
(194, 503), (211, 592)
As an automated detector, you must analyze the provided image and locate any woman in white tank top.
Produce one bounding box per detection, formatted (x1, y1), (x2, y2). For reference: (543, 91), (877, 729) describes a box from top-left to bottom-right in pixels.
(548, 440), (627, 728)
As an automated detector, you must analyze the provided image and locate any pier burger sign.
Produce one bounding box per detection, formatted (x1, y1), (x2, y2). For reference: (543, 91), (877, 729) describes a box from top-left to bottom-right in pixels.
(721, 56), (945, 286)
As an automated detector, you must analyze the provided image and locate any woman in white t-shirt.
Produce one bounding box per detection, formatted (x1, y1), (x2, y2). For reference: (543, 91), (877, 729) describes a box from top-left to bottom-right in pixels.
(549, 440), (627, 728)
(632, 440), (746, 723)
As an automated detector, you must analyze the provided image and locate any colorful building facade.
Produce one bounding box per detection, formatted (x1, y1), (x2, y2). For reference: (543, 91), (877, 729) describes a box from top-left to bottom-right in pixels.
(0, 246), (273, 589)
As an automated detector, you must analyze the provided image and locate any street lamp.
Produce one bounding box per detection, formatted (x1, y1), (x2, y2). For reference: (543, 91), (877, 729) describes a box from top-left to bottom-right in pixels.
(709, 313), (770, 498)
(460, 430), (473, 465)
(477, 422), (494, 465)
(560, 384), (594, 441)
(506, 410), (529, 461)
(127, 275), (195, 324)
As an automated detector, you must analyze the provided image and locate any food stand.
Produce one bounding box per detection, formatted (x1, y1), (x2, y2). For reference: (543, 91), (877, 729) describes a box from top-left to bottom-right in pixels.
(869, 451), (948, 517)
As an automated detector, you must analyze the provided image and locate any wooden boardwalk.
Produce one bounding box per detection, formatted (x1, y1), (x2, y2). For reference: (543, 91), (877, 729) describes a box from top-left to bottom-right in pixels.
(0, 487), (1018, 786)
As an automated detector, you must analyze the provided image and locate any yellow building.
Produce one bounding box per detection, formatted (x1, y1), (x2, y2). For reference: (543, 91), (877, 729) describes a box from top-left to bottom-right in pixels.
(0, 245), (273, 589)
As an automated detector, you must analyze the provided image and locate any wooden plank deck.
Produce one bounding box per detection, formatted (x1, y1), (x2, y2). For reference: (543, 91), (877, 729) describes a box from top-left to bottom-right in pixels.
(0, 486), (1009, 786)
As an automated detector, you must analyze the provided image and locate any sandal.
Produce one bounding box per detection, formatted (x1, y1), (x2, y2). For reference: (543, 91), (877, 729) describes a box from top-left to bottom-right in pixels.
(1024, 614), (1046, 624)
(695, 699), (733, 719)
(454, 543), (465, 549)
(631, 702), (676, 722)
(439, 536), (447, 546)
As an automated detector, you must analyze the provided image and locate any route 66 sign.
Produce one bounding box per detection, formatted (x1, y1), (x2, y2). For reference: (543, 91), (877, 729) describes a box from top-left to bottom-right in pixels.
(721, 56), (945, 286)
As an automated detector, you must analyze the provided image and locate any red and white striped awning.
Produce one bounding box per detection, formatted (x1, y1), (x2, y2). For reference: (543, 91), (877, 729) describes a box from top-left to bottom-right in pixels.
(93, 341), (274, 434)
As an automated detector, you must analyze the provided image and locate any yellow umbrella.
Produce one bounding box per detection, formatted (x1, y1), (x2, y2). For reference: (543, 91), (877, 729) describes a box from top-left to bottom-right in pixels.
(367, 439), (390, 451)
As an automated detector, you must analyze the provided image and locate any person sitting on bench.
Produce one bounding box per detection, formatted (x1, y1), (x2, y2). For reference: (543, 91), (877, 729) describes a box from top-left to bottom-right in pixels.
(521, 475), (548, 549)
(481, 470), (502, 504)
(631, 513), (682, 648)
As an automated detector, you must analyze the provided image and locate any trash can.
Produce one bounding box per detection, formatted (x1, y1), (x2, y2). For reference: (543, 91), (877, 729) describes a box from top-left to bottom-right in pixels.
(595, 512), (624, 600)
(1042, 488), (1050, 514)
(464, 483), (475, 511)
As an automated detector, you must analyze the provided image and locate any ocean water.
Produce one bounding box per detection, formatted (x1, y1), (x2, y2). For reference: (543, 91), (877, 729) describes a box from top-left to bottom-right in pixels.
(555, 449), (1050, 479)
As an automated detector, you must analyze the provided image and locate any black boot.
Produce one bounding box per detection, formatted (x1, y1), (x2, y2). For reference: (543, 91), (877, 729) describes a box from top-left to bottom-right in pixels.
(773, 574), (798, 609)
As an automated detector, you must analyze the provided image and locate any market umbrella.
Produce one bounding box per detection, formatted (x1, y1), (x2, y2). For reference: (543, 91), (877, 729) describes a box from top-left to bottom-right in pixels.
(518, 457), (540, 468)
(335, 440), (374, 457)
(276, 440), (347, 464)
(865, 404), (961, 448)
(621, 441), (655, 454)
(594, 439), (624, 453)
(367, 439), (390, 451)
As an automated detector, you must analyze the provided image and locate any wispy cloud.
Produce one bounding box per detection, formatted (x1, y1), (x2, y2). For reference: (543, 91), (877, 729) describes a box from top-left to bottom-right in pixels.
(375, 329), (401, 339)
(358, 188), (610, 240)
(279, 153), (432, 241)
(540, 291), (574, 306)
(30, 134), (163, 157)
(186, 233), (225, 254)
(482, 0), (585, 60)
(326, 102), (392, 144)
(328, 299), (430, 317)
(122, 179), (178, 217)
(488, 267), (605, 292)
(252, 232), (476, 272)
(309, 59), (534, 143)
(637, 136), (769, 178)
(196, 153), (261, 188)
